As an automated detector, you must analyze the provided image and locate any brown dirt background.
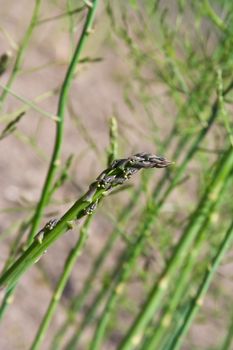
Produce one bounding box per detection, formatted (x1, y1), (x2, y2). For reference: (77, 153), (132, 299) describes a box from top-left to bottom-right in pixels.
(0, 1), (232, 350)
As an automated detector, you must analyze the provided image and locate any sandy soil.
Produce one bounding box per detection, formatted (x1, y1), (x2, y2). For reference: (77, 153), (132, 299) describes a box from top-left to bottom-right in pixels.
(0, 1), (232, 350)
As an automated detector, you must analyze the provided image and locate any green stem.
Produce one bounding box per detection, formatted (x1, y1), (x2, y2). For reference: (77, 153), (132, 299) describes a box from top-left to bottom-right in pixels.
(51, 189), (142, 350)
(30, 216), (92, 350)
(0, 152), (169, 292)
(66, 0), (76, 53)
(27, 0), (99, 244)
(53, 128), (177, 350)
(0, 0), (99, 320)
(89, 206), (155, 350)
(0, 0), (42, 105)
(203, 0), (227, 32)
(142, 175), (231, 350)
(0, 186), (105, 290)
(60, 86), (224, 348)
(221, 307), (233, 350)
(118, 146), (233, 350)
(170, 220), (233, 350)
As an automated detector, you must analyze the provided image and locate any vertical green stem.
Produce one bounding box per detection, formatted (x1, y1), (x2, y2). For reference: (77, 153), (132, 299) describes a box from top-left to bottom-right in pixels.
(89, 207), (155, 350)
(54, 130), (177, 350)
(142, 180), (230, 350)
(27, 0), (99, 244)
(221, 307), (233, 350)
(30, 217), (92, 350)
(170, 220), (233, 350)
(0, 0), (42, 106)
(118, 147), (233, 350)
(0, 0), (99, 320)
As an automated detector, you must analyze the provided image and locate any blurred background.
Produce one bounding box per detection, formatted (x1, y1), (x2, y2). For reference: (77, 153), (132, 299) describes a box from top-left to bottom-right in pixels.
(0, 1), (233, 349)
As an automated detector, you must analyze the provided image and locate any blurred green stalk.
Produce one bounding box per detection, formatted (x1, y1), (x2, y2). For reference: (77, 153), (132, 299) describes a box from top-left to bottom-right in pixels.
(170, 219), (233, 350)
(61, 80), (232, 349)
(118, 146), (233, 350)
(30, 216), (92, 350)
(0, 0), (42, 106)
(141, 179), (232, 349)
(221, 306), (233, 350)
(0, 0), (99, 320)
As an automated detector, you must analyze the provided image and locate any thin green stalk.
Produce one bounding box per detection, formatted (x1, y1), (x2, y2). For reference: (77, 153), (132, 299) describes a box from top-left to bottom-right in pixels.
(27, 0), (99, 245)
(0, 152), (170, 291)
(217, 69), (233, 147)
(78, 86), (222, 344)
(89, 205), (156, 350)
(53, 128), (177, 349)
(30, 216), (92, 350)
(107, 116), (118, 166)
(160, 303), (192, 350)
(0, 0), (99, 320)
(136, 79), (233, 255)
(118, 146), (233, 350)
(169, 220), (233, 350)
(92, 148), (233, 350)
(61, 33), (229, 350)
(0, 82), (57, 121)
(50, 187), (142, 350)
(66, 0), (76, 53)
(221, 306), (233, 350)
(0, 187), (104, 290)
(203, 0), (227, 32)
(36, 5), (85, 26)
(65, 207), (159, 350)
(0, 88), (56, 123)
(62, 209), (160, 350)
(61, 88), (225, 348)
(55, 73), (229, 349)
(142, 176), (231, 350)
(65, 272), (117, 350)
(0, 0), (42, 105)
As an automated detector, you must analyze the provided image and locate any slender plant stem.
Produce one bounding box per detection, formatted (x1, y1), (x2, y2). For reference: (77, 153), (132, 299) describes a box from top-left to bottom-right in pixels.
(221, 306), (233, 350)
(36, 5), (85, 26)
(89, 205), (156, 350)
(66, 0), (76, 53)
(30, 216), (92, 350)
(203, 0), (227, 32)
(51, 188), (142, 350)
(60, 87), (224, 348)
(0, 152), (170, 291)
(0, 0), (42, 106)
(142, 175), (232, 350)
(36, 115), (117, 350)
(27, 0), (99, 245)
(52, 127), (177, 350)
(118, 146), (233, 350)
(107, 116), (118, 166)
(0, 0), (99, 320)
(62, 77), (233, 349)
(0, 185), (103, 290)
(0, 82), (57, 121)
(169, 220), (233, 350)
